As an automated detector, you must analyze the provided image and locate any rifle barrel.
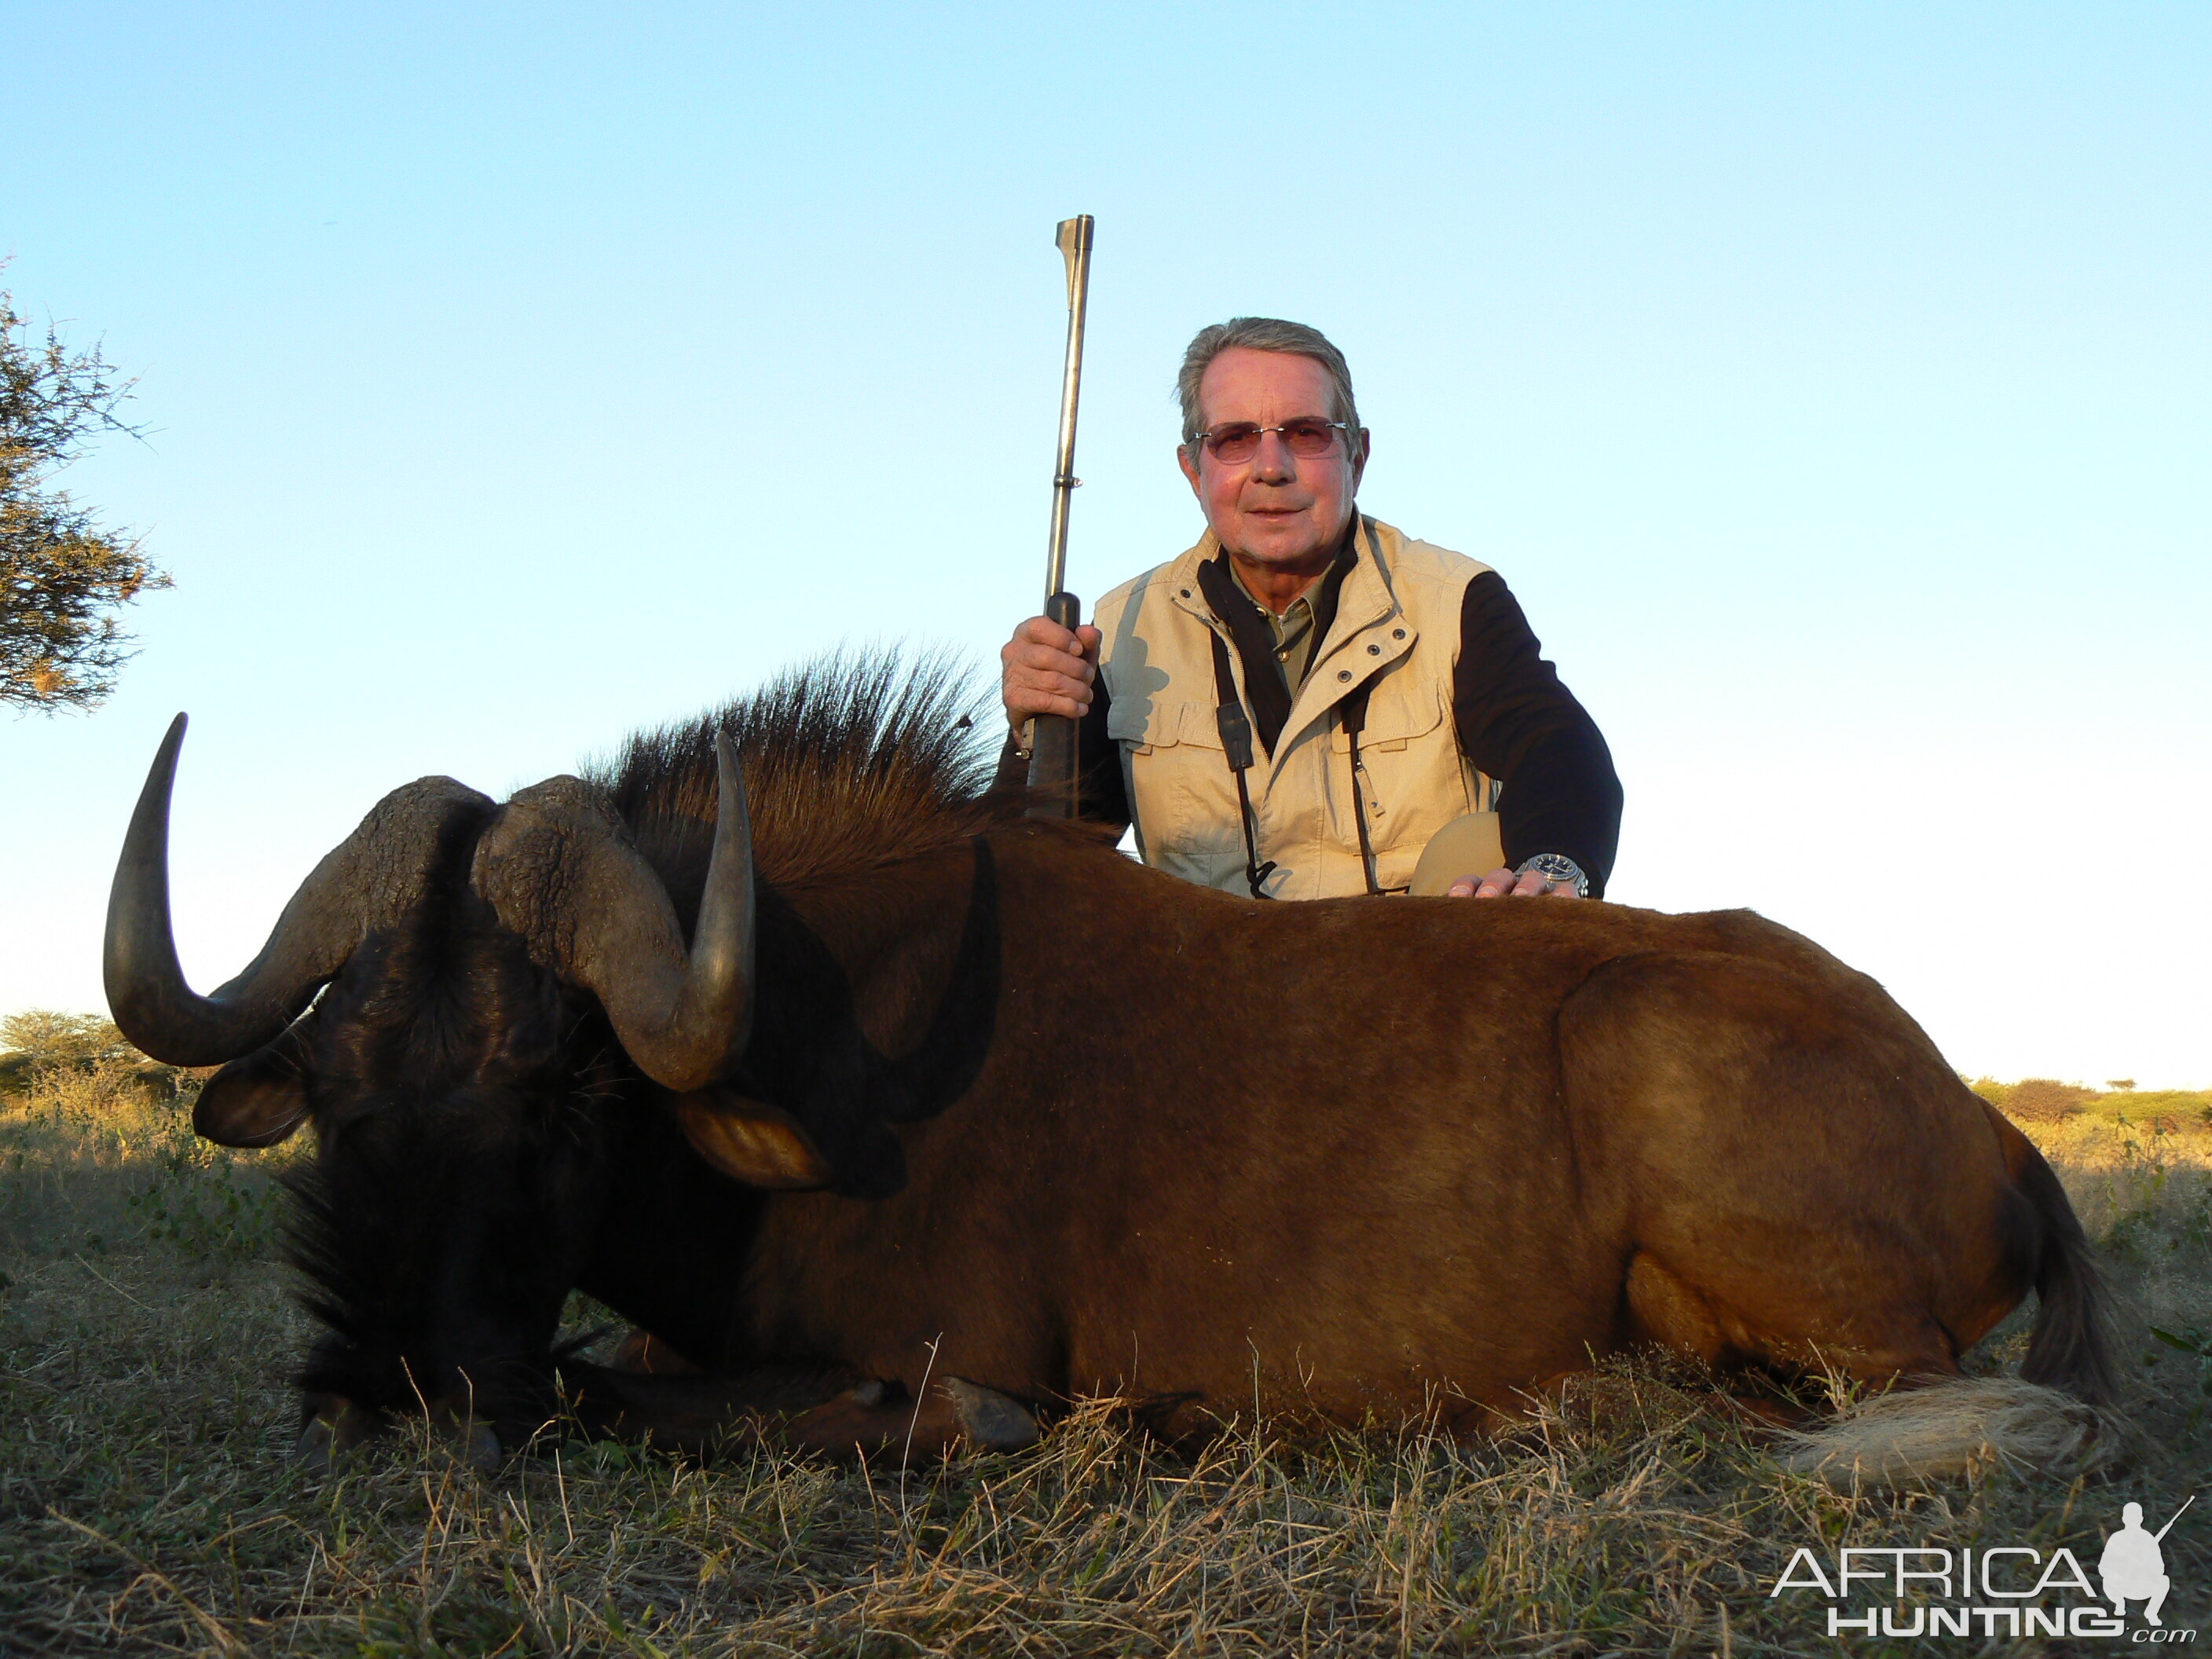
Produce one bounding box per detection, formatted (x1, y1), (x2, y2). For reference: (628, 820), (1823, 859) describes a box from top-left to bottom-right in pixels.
(1045, 214), (1093, 603)
(1025, 214), (1095, 823)
(2155, 1493), (2195, 1543)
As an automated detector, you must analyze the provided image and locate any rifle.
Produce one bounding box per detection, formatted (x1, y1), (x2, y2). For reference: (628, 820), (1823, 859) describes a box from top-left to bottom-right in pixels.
(1025, 214), (1094, 821)
(2155, 1494), (2195, 1544)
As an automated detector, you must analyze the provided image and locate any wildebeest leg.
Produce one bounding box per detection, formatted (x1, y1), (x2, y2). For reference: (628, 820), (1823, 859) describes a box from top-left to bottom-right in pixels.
(781, 1375), (1042, 1458)
(1617, 1252), (1875, 1401)
(560, 1360), (1042, 1459)
(1566, 951), (2023, 1390)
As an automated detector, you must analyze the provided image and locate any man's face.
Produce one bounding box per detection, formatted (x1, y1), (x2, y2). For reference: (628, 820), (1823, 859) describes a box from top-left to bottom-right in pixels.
(1178, 348), (1367, 570)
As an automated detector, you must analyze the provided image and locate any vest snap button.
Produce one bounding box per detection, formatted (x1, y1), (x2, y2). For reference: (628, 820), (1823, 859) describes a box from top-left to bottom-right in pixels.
(1180, 588), (1192, 598)
(1367, 643), (1381, 655)
(1337, 669), (1352, 683)
(1392, 628), (1406, 639)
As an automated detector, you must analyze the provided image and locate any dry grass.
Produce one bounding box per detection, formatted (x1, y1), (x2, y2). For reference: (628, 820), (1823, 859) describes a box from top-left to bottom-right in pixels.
(2, 1064), (2207, 1656)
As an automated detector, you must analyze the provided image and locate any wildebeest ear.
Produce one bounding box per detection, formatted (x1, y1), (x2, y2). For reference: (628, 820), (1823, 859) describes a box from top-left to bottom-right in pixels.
(672, 1090), (830, 1189)
(192, 1047), (309, 1148)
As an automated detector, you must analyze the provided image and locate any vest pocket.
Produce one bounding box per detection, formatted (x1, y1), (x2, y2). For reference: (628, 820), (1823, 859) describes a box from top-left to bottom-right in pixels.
(1104, 698), (1176, 756)
(1341, 684), (1474, 873)
(1334, 678), (1448, 753)
(1115, 701), (1244, 859)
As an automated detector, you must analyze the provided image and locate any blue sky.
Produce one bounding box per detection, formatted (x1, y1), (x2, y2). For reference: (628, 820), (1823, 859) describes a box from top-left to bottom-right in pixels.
(5, 3), (2207, 1084)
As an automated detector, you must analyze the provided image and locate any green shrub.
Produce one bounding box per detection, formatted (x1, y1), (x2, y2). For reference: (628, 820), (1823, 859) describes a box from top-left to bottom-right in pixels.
(123, 1086), (284, 1267)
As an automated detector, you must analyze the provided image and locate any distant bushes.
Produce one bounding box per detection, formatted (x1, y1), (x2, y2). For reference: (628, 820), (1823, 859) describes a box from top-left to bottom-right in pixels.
(0, 1009), (192, 1099)
(1970, 1075), (2212, 1132)
(1974, 1078), (2099, 1122)
(0, 1033), (283, 1270)
(2, 1010), (282, 1269)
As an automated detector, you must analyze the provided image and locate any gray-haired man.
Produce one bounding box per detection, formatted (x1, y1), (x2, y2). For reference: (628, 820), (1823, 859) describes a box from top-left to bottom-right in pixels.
(1000, 317), (1621, 902)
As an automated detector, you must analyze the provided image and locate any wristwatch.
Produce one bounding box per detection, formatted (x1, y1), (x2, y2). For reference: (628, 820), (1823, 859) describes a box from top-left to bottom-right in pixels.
(1516, 852), (1590, 899)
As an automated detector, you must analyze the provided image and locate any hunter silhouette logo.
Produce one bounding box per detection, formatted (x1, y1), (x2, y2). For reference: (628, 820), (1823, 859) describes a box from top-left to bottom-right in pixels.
(1771, 1495), (2199, 1641)
(2102, 1497), (2192, 1628)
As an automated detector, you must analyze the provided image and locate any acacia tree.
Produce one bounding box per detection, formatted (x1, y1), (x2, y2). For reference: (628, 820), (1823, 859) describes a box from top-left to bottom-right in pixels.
(1, 278), (167, 712)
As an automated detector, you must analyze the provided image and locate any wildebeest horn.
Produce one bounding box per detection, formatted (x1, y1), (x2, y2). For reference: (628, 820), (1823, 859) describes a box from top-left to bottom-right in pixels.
(471, 734), (755, 1092)
(105, 713), (496, 1066)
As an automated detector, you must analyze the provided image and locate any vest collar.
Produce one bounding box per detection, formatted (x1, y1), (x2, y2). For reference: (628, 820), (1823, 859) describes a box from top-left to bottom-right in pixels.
(1166, 517), (1378, 626)
(1165, 515), (1419, 773)
(1192, 532), (1358, 756)
(1310, 515), (1405, 671)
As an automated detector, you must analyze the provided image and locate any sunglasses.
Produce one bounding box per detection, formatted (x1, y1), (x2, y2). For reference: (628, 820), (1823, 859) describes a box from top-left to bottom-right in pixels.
(1192, 418), (1355, 467)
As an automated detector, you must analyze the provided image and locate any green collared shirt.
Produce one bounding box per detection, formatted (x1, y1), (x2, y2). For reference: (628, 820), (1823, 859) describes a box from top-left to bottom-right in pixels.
(1249, 584), (1323, 698)
(1229, 540), (1357, 701)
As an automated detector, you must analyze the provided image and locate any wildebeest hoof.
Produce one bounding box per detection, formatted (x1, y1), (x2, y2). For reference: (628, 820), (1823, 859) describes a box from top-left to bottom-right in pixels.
(295, 1418), (340, 1472)
(463, 1421), (502, 1470)
(295, 1397), (379, 1471)
(941, 1377), (1041, 1452)
(430, 1404), (503, 1472)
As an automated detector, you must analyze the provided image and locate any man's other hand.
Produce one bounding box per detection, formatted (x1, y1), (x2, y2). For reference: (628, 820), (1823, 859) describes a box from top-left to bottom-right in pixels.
(1002, 617), (1102, 731)
(1447, 867), (1582, 899)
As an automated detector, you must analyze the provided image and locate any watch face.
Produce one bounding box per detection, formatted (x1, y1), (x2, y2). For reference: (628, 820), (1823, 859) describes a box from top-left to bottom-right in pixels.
(1522, 853), (1588, 894)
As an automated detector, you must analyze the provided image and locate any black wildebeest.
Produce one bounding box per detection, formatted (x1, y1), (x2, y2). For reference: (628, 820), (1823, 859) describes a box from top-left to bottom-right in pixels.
(106, 657), (2113, 1470)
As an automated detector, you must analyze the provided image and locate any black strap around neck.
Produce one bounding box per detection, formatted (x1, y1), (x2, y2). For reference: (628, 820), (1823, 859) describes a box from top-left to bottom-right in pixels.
(1196, 558), (1291, 757)
(1199, 518), (1393, 901)
(1194, 529), (1359, 757)
(1209, 632), (1277, 899)
(1339, 677), (1391, 896)
(1342, 515), (1400, 895)
(1210, 625), (1389, 900)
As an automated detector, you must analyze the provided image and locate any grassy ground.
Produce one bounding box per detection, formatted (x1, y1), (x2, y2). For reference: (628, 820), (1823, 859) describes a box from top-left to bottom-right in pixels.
(1, 1057), (2207, 1657)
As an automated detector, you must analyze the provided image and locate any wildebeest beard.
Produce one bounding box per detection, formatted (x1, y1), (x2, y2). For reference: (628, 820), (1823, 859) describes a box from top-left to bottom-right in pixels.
(268, 836), (634, 1441)
(279, 831), (1004, 1441)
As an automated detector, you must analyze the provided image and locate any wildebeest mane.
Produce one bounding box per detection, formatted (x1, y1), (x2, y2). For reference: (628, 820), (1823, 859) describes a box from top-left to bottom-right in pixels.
(586, 649), (1002, 895)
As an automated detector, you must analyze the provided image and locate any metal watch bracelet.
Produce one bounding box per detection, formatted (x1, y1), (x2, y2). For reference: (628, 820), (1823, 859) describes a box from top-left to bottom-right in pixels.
(1515, 853), (1590, 898)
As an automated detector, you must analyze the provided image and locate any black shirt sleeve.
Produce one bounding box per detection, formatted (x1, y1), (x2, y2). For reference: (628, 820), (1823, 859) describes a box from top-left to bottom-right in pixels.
(1451, 571), (1623, 897)
(991, 677), (1130, 829)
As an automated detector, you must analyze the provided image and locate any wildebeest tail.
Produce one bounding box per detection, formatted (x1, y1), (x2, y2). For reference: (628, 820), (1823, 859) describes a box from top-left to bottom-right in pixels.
(2012, 1134), (2119, 1407)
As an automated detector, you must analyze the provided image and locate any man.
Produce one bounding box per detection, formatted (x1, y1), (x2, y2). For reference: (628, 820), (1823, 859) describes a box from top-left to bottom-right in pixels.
(2099, 1503), (2174, 1625)
(1001, 317), (1621, 902)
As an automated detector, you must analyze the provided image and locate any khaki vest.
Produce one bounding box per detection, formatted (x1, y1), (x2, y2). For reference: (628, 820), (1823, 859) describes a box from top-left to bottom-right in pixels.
(1095, 517), (1493, 900)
